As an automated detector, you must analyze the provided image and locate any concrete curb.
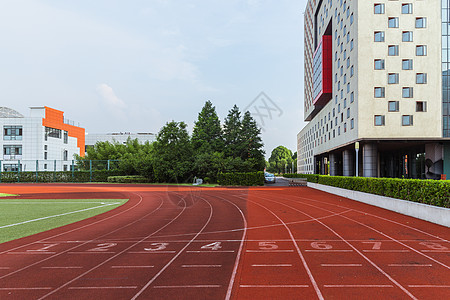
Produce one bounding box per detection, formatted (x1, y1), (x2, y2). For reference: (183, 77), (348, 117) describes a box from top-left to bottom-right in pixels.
(307, 182), (450, 227)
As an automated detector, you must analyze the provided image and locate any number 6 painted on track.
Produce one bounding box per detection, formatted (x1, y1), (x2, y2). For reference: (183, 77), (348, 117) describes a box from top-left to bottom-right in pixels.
(311, 242), (332, 250)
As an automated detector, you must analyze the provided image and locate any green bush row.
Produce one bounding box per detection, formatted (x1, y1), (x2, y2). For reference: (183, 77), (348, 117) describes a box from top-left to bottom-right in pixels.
(217, 171), (264, 186)
(107, 175), (150, 183)
(288, 174), (450, 208)
(0, 170), (125, 183)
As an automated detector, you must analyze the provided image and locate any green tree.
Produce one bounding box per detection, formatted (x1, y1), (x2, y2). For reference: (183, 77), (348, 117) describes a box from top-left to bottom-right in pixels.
(268, 146), (293, 174)
(191, 100), (223, 154)
(152, 121), (193, 183)
(223, 105), (242, 158)
(240, 111), (265, 171)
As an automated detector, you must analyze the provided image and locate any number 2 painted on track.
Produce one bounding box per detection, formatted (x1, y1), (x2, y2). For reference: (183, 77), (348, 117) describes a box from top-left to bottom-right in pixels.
(201, 242), (222, 251)
(88, 243), (117, 252)
(144, 243), (169, 251)
(420, 242), (448, 250)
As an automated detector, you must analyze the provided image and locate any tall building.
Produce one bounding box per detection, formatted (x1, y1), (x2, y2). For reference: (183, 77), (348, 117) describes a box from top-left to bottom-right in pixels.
(0, 106), (85, 172)
(297, 0), (450, 179)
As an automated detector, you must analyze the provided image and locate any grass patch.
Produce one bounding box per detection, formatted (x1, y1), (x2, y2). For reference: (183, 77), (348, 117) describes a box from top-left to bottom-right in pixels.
(0, 198), (127, 243)
(0, 193), (18, 197)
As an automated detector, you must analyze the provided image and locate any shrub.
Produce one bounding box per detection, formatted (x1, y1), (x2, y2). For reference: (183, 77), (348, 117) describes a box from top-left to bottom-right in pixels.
(0, 170), (125, 183)
(218, 171), (264, 186)
(107, 175), (150, 183)
(283, 173), (319, 183)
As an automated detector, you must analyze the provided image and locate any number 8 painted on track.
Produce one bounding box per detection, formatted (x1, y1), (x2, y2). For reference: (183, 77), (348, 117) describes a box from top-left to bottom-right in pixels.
(311, 242), (333, 250)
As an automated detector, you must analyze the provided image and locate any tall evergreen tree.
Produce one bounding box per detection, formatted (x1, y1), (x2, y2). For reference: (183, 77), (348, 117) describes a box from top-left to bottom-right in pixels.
(223, 105), (242, 158)
(240, 111), (265, 170)
(191, 101), (223, 154)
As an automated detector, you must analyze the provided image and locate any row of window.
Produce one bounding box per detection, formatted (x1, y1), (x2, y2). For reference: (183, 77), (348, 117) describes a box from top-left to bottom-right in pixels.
(374, 3), (414, 15)
(374, 115), (414, 126)
(375, 31), (419, 42)
(385, 17), (427, 29)
(387, 101), (427, 112)
(3, 126), (22, 140)
(387, 45), (427, 56)
(374, 86), (418, 98)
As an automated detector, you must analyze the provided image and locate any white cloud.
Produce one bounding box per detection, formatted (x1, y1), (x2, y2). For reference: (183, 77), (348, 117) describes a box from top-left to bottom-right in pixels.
(96, 84), (127, 109)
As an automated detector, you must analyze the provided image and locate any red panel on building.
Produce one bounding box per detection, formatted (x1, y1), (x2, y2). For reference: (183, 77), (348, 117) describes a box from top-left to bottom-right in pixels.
(312, 35), (332, 107)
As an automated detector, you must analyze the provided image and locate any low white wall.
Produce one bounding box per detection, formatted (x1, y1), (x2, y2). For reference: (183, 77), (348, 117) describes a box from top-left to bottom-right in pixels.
(307, 182), (450, 227)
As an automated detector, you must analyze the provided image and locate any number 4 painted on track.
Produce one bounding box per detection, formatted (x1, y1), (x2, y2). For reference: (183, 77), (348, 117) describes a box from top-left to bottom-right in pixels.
(201, 242), (222, 251)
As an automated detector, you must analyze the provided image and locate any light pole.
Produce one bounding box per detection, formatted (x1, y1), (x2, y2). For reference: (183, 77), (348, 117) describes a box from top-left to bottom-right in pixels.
(355, 142), (360, 177)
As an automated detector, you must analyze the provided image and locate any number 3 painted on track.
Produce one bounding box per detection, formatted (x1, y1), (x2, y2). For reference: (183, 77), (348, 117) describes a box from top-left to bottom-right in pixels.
(144, 243), (169, 251)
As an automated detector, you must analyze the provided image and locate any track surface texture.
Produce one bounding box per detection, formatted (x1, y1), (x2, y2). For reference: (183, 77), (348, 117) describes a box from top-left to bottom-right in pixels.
(0, 184), (448, 300)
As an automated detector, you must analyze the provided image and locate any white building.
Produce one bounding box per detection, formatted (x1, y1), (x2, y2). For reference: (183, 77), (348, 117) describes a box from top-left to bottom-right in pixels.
(85, 132), (156, 150)
(298, 0), (450, 179)
(0, 106), (85, 172)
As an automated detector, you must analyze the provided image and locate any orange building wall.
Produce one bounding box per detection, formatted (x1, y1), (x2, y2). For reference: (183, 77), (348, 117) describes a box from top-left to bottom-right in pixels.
(42, 107), (86, 156)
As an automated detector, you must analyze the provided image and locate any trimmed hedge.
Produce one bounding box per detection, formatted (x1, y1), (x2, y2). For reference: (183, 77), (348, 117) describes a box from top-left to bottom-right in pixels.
(218, 171), (264, 186)
(0, 170), (125, 183)
(107, 175), (150, 183)
(288, 174), (450, 208)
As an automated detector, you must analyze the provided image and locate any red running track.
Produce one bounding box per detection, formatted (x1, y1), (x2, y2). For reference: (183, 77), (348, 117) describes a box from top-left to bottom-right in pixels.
(0, 184), (448, 299)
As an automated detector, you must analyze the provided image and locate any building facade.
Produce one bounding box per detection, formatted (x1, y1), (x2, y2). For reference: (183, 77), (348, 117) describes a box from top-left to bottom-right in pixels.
(298, 0), (450, 179)
(85, 132), (156, 151)
(0, 106), (85, 172)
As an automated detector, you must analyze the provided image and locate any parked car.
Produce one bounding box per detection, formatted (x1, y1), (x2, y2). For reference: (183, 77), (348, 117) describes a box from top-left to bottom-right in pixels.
(264, 172), (276, 183)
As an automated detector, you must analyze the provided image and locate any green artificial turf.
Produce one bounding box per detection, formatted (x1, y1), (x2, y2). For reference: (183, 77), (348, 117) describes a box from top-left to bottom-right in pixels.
(0, 199), (127, 243)
(0, 193), (18, 197)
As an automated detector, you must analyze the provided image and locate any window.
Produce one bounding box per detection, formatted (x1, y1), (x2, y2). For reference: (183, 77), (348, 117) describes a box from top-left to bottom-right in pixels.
(416, 101), (427, 112)
(347, 108), (350, 119)
(388, 17), (399, 28)
(416, 45), (427, 56)
(374, 31), (385, 42)
(351, 118), (354, 129)
(416, 73), (427, 84)
(63, 150), (68, 161)
(3, 126), (23, 140)
(388, 45), (399, 56)
(350, 13), (353, 24)
(401, 3), (412, 14)
(374, 59), (384, 70)
(402, 87), (413, 98)
(63, 131), (68, 144)
(402, 31), (413, 42)
(374, 115), (385, 126)
(388, 73), (399, 84)
(347, 83), (350, 93)
(45, 127), (62, 139)
(388, 101), (400, 112)
(44, 145), (47, 150)
(416, 17), (426, 28)
(44, 152), (47, 160)
(374, 3), (384, 14)
(350, 92), (354, 103)
(374, 87), (385, 98)
(44, 164), (47, 170)
(350, 39), (354, 50)
(3, 145), (22, 156)
(402, 59), (413, 70)
(402, 115), (413, 126)
(350, 65), (354, 77)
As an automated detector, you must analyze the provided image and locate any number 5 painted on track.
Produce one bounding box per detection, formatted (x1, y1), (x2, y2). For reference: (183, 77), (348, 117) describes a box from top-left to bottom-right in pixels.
(311, 242), (332, 250)
(259, 242), (278, 250)
(201, 242), (222, 251)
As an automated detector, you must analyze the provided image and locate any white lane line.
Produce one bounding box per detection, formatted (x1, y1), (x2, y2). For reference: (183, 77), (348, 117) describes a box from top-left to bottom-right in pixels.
(252, 264), (293, 267)
(0, 267), (10, 269)
(0, 287), (53, 290)
(127, 251), (176, 254)
(41, 267), (83, 269)
(363, 250), (410, 253)
(68, 252), (116, 254)
(111, 266), (154, 269)
(421, 250), (450, 253)
(321, 264), (362, 267)
(181, 265), (222, 268)
(240, 285), (309, 288)
(68, 286), (137, 289)
(0, 203), (120, 229)
(324, 285), (394, 288)
(7, 252), (56, 255)
(388, 264), (432, 267)
(154, 285), (221, 289)
(246, 250), (294, 253)
(408, 285), (450, 288)
(305, 250), (353, 252)
(187, 250), (235, 253)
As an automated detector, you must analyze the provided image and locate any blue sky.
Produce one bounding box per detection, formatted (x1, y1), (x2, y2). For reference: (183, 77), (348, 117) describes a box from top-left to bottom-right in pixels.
(0, 0), (307, 157)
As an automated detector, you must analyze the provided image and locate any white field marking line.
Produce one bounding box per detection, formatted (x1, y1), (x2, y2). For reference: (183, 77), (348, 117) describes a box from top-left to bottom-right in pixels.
(41, 266), (83, 269)
(408, 285), (450, 288)
(0, 203), (120, 229)
(127, 251), (176, 254)
(0, 267), (10, 269)
(186, 250), (235, 253)
(0, 195), (136, 256)
(37, 195), (187, 300)
(363, 250), (410, 253)
(388, 264), (432, 267)
(305, 250), (353, 252)
(111, 266), (154, 268)
(0, 201), (118, 204)
(421, 250), (450, 253)
(241, 198), (325, 300)
(0, 287), (53, 290)
(282, 192), (450, 243)
(269, 192), (450, 271)
(0, 193), (164, 281)
(68, 286), (137, 289)
(153, 285), (221, 289)
(7, 252), (56, 255)
(254, 195), (418, 300)
(240, 285), (309, 288)
(252, 264), (293, 267)
(324, 285), (394, 288)
(321, 264), (363, 267)
(130, 197), (213, 300)
(246, 250), (294, 253)
(181, 265), (222, 268)
(67, 252), (116, 254)
(209, 193), (247, 300)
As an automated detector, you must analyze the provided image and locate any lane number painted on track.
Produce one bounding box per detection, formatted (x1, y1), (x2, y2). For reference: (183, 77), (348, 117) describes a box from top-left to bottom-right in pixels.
(259, 242), (278, 250)
(27, 243), (59, 252)
(419, 242), (448, 250)
(311, 242), (333, 250)
(88, 243), (117, 252)
(362, 241), (382, 250)
(201, 242), (222, 251)
(144, 243), (169, 252)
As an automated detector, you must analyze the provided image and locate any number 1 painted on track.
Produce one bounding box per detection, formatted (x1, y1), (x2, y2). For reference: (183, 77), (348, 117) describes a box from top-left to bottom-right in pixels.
(362, 241), (382, 250)
(27, 243), (58, 252)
